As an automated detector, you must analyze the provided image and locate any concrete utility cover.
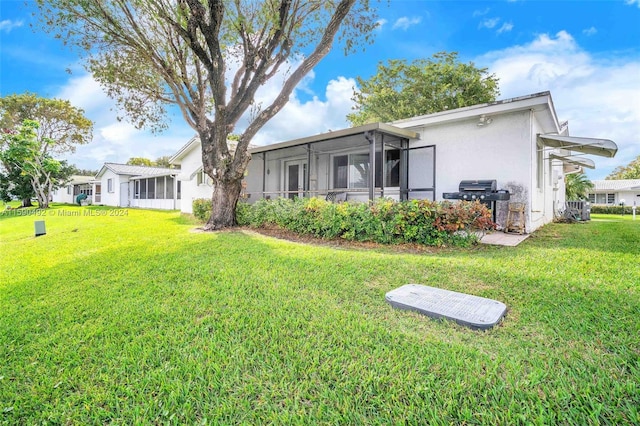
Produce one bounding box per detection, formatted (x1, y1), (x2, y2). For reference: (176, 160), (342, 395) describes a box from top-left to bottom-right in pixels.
(385, 284), (507, 330)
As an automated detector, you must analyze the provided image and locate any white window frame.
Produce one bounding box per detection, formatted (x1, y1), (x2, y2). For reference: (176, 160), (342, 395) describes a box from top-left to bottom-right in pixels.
(330, 148), (401, 190)
(107, 178), (114, 193)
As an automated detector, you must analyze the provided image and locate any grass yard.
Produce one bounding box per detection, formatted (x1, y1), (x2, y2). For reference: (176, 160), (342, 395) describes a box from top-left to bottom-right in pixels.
(1, 205), (638, 424)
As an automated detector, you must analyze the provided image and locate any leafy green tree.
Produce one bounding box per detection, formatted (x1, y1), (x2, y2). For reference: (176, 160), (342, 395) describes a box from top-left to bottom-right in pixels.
(0, 162), (35, 207)
(0, 120), (69, 208)
(126, 157), (154, 167)
(35, 0), (378, 229)
(606, 155), (640, 180)
(347, 52), (500, 126)
(0, 93), (93, 156)
(154, 156), (177, 169)
(565, 173), (594, 201)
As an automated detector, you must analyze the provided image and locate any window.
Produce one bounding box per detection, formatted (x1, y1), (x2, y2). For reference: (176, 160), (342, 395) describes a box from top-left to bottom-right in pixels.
(166, 176), (174, 199)
(333, 149), (401, 190)
(134, 180), (140, 199)
(349, 154), (369, 188)
(375, 149), (400, 187)
(592, 193), (616, 204)
(333, 156), (348, 189)
(536, 142), (544, 190)
(177, 181), (181, 200)
(108, 178), (114, 193)
(67, 185), (72, 195)
(156, 176), (165, 199)
(147, 178), (155, 199)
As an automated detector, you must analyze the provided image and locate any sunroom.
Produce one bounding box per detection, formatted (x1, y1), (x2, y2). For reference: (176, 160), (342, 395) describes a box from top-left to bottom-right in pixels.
(244, 123), (433, 203)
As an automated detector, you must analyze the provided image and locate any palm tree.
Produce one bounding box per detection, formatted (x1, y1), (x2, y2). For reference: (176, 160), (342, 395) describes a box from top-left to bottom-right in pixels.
(565, 173), (594, 201)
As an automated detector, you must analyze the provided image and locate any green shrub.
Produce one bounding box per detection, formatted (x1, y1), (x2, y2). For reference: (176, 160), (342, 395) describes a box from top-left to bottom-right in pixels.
(590, 205), (635, 215)
(192, 198), (212, 223)
(238, 197), (495, 247)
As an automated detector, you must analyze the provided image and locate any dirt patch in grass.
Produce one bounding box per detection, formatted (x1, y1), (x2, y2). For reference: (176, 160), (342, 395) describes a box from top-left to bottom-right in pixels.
(233, 226), (471, 255)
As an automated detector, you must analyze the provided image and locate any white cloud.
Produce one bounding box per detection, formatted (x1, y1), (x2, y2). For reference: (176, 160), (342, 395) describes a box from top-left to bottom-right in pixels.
(479, 17), (500, 30)
(473, 8), (490, 17)
(478, 31), (640, 179)
(625, 0), (640, 7)
(376, 19), (388, 30)
(582, 26), (597, 36)
(55, 56), (357, 170)
(392, 16), (422, 31)
(497, 22), (514, 34)
(0, 19), (23, 33)
(249, 76), (356, 147)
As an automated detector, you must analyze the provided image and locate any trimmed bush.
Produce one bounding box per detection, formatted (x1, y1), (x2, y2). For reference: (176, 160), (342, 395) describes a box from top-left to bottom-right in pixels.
(192, 198), (212, 223)
(237, 197), (495, 247)
(590, 205), (635, 215)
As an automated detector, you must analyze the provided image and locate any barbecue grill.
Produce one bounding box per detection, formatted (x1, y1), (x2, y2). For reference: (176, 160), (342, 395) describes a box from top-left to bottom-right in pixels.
(442, 180), (510, 223)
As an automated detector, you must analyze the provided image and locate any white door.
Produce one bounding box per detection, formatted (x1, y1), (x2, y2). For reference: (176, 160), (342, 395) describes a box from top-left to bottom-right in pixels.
(120, 182), (129, 207)
(285, 161), (307, 199)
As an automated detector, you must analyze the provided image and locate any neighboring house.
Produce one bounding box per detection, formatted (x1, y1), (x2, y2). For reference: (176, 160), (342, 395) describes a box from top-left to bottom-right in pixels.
(94, 163), (181, 210)
(51, 175), (97, 204)
(169, 137), (247, 214)
(589, 180), (640, 206)
(176, 92), (617, 233)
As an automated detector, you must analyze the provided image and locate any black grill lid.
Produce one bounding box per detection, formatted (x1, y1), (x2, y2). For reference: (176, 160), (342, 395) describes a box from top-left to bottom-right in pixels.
(458, 180), (497, 192)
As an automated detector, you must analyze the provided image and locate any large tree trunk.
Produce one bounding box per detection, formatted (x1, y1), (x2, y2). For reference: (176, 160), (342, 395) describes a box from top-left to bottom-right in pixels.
(21, 198), (33, 208)
(204, 178), (242, 230)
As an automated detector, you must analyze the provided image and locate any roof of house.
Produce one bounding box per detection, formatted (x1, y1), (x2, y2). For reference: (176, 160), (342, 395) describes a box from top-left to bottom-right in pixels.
(592, 179), (640, 191)
(68, 175), (97, 184)
(170, 137), (243, 164)
(247, 92), (561, 155)
(392, 91), (561, 135)
(248, 122), (420, 154)
(96, 163), (178, 178)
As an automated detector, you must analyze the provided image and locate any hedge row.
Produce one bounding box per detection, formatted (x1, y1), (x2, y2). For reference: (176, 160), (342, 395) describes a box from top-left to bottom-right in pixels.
(590, 205), (637, 215)
(209, 197), (495, 247)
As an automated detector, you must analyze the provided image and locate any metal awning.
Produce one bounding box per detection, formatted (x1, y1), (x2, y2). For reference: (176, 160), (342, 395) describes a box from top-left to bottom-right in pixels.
(549, 153), (596, 169)
(538, 135), (617, 158)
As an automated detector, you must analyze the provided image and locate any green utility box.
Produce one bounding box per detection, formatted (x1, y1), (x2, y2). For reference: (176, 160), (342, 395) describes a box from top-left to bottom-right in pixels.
(35, 220), (46, 237)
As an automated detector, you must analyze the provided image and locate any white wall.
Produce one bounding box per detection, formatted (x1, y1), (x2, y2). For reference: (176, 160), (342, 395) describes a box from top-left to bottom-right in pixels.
(401, 109), (560, 233)
(51, 186), (75, 204)
(176, 143), (213, 213)
(99, 170), (128, 207)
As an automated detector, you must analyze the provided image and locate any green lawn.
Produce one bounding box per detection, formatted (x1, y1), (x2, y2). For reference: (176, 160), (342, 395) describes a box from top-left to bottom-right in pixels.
(1, 205), (638, 424)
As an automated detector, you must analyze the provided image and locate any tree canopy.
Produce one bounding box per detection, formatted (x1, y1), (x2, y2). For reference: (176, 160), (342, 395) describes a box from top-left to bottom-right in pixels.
(347, 52), (500, 126)
(0, 93), (93, 156)
(35, 0), (378, 229)
(0, 94), (93, 207)
(126, 157), (154, 167)
(565, 173), (594, 201)
(0, 120), (74, 208)
(606, 155), (640, 180)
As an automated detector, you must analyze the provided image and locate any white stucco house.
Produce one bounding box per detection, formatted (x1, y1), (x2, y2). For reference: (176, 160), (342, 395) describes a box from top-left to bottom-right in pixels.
(51, 175), (97, 204)
(175, 92), (617, 233)
(589, 180), (640, 207)
(94, 163), (181, 209)
(169, 137), (249, 214)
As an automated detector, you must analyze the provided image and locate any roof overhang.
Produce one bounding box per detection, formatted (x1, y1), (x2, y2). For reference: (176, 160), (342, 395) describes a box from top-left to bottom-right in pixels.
(539, 135), (617, 158)
(549, 153), (596, 169)
(249, 122), (419, 155)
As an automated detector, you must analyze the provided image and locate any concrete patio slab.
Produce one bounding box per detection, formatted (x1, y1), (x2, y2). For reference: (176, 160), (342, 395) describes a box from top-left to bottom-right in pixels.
(481, 232), (530, 246)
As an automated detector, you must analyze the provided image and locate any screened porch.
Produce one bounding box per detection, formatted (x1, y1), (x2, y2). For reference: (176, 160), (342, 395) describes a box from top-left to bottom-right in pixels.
(244, 123), (435, 203)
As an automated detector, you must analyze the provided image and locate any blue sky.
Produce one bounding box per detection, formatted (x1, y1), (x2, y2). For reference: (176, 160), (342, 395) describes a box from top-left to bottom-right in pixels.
(1, 0), (639, 179)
